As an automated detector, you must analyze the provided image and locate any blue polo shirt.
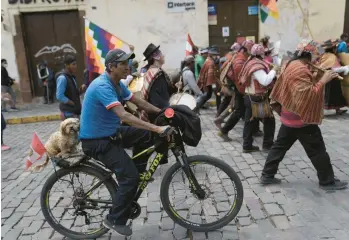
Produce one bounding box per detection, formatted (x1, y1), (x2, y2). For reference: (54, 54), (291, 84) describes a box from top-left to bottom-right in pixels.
(79, 72), (133, 139)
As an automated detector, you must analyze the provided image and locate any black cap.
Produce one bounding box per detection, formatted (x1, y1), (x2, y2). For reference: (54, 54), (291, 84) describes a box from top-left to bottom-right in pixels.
(105, 49), (135, 66)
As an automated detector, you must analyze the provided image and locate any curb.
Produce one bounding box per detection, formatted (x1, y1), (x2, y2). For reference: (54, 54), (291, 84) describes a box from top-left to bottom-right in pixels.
(6, 114), (61, 125)
(5, 101), (217, 125)
(207, 100), (217, 106)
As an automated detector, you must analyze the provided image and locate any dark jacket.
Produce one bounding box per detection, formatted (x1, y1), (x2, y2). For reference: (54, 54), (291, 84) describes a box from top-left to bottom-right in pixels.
(1, 66), (13, 86)
(56, 71), (81, 115)
(155, 105), (202, 147)
(147, 71), (177, 122)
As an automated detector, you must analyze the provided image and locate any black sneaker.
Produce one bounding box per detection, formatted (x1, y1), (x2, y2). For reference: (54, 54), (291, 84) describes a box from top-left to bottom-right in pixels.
(103, 218), (132, 236)
(319, 180), (348, 191)
(243, 146), (259, 153)
(260, 176), (282, 185)
(262, 145), (273, 152)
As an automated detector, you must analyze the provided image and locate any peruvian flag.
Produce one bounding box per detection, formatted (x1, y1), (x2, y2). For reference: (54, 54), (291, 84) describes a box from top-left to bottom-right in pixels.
(26, 132), (46, 170)
(185, 34), (195, 56)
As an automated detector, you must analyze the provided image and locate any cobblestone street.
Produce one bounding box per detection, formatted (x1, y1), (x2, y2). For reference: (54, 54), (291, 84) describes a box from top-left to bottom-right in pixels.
(1, 109), (349, 240)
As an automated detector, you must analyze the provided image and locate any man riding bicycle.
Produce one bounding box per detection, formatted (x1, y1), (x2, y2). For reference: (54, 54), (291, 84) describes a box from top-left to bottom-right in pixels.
(79, 49), (173, 236)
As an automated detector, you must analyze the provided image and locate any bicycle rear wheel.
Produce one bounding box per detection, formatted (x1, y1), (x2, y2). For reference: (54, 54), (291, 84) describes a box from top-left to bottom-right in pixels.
(160, 155), (243, 231)
(40, 166), (117, 239)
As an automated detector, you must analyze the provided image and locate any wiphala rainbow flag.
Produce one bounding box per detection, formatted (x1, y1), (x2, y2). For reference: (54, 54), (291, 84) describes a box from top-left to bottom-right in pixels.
(85, 18), (130, 74)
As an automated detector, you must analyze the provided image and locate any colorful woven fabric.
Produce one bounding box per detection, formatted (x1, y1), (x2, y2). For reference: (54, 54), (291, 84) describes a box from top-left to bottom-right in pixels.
(85, 19), (130, 74)
(197, 58), (216, 90)
(270, 60), (324, 124)
(259, 0), (279, 23)
(238, 58), (269, 87)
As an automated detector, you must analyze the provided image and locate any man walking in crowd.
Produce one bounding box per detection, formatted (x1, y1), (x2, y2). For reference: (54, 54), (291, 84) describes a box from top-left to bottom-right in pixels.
(140, 43), (180, 123)
(216, 40), (254, 140)
(239, 44), (276, 153)
(195, 47), (208, 80)
(56, 55), (81, 120)
(1, 93), (12, 151)
(215, 42), (242, 130)
(180, 55), (203, 97)
(195, 48), (220, 113)
(1, 59), (18, 111)
(80, 49), (173, 236)
(260, 40), (347, 191)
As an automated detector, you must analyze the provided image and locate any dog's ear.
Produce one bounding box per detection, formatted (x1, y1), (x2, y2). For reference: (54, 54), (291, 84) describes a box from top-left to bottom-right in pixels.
(59, 120), (70, 136)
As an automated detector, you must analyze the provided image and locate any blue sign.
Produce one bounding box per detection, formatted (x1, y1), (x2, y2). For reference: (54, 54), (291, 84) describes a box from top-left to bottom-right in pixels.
(248, 5), (258, 15)
(208, 4), (217, 16)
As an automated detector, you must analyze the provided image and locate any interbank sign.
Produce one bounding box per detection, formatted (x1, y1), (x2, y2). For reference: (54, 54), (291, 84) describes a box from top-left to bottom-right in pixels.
(167, 0), (196, 13)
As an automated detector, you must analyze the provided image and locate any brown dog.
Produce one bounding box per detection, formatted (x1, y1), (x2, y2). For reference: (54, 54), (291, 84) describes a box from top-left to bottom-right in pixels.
(31, 118), (80, 172)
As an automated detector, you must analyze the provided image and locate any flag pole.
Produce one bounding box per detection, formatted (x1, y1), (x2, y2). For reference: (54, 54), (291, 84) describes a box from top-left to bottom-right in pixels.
(296, 0), (314, 40)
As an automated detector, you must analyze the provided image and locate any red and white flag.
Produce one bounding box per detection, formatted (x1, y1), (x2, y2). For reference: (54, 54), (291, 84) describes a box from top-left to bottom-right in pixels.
(26, 132), (46, 170)
(185, 34), (195, 56)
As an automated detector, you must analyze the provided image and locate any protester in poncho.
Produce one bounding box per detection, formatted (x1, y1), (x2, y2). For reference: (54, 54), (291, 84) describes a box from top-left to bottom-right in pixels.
(195, 48), (220, 113)
(260, 39), (348, 191)
(140, 43), (179, 122)
(215, 41), (252, 140)
(317, 40), (349, 114)
(215, 43), (241, 121)
(239, 44), (276, 152)
(194, 48), (208, 80)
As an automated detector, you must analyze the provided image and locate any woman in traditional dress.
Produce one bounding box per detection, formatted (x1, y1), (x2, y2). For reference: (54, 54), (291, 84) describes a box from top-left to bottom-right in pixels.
(318, 40), (349, 114)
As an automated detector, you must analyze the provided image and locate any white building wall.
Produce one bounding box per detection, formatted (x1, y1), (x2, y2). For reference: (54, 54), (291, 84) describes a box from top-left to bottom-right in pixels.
(259, 0), (346, 54)
(1, 0), (347, 89)
(86, 0), (209, 70)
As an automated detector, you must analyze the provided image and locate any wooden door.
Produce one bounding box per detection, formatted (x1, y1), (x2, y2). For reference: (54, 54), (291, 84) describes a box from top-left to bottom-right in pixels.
(22, 11), (84, 97)
(208, 0), (259, 55)
(344, 0), (349, 37)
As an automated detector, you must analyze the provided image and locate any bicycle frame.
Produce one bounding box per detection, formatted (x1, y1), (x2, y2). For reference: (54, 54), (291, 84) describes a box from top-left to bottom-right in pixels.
(80, 130), (205, 206)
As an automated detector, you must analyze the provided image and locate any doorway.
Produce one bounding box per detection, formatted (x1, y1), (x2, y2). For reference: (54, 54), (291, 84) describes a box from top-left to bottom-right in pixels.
(208, 0), (259, 55)
(344, 1), (349, 36)
(22, 10), (84, 97)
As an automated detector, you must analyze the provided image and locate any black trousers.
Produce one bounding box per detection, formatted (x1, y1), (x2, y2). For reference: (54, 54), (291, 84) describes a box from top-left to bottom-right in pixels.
(215, 88), (222, 111)
(196, 86), (213, 110)
(262, 124), (335, 185)
(221, 92), (245, 134)
(242, 96), (275, 149)
(216, 95), (232, 117)
(81, 126), (153, 225)
(43, 86), (55, 103)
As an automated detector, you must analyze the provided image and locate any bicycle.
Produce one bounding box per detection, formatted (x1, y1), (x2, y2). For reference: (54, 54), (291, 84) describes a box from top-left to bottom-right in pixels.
(40, 118), (244, 239)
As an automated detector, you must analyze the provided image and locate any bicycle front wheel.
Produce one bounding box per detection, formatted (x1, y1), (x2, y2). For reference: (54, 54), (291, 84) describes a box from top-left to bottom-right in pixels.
(160, 155), (243, 231)
(40, 166), (117, 239)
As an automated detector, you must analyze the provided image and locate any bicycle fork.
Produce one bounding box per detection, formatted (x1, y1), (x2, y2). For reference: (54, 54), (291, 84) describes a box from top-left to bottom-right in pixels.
(173, 149), (206, 200)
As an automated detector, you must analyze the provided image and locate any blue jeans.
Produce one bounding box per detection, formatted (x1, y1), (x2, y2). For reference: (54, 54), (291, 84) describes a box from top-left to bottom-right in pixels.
(81, 126), (153, 225)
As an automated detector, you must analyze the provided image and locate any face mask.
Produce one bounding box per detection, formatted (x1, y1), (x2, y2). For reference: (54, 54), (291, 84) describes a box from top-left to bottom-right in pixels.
(2, 63), (8, 68)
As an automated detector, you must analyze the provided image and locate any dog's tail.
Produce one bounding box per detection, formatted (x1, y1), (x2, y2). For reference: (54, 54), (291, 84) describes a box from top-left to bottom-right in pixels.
(29, 154), (50, 173)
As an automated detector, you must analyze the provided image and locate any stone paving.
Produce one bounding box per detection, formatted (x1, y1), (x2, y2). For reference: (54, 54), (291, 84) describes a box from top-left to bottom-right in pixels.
(1, 108), (349, 240)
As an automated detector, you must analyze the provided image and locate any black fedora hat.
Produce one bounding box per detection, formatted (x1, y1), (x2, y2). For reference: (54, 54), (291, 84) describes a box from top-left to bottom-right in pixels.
(143, 43), (160, 61)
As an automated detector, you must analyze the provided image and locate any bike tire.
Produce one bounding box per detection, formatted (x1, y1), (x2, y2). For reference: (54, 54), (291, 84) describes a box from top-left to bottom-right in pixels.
(160, 155), (244, 231)
(40, 166), (117, 239)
